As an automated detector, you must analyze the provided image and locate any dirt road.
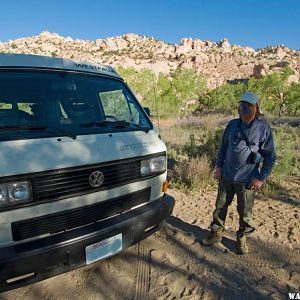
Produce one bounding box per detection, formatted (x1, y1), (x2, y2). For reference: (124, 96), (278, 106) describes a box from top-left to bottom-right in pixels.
(1, 187), (300, 300)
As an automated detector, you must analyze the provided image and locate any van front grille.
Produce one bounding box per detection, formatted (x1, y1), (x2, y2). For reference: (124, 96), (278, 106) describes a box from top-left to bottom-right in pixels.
(33, 159), (141, 202)
(0, 151), (166, 211)
(12, 188), (151, 241)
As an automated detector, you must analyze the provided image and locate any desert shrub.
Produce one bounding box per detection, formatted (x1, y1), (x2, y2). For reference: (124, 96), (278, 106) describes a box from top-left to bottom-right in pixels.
(183, 127), (224, 164)
(260, 179), (283, 197)
(161, 125), (204, 156)
(271, 125), (300, 180)
(172, 155), (213, 191)
(198, 128), (225, 163)
(183, 134), (202, 159)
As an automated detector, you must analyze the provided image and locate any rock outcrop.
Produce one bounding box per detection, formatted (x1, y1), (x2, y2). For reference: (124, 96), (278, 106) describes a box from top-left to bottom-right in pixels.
(1, 31), (299, 88)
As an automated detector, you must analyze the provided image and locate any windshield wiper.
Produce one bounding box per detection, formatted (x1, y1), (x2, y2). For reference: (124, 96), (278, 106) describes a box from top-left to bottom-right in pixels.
(0, 125), (77, 140)
(46, 126), (77, 140)
(128, 123), (150, 133)
(79, 121), (111, 128)
(0, 125), (47, 131)
(80, 120), (150, 133)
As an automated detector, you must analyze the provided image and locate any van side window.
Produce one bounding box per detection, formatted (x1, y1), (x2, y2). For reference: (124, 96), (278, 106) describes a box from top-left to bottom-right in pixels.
(99, 90), (139, 123)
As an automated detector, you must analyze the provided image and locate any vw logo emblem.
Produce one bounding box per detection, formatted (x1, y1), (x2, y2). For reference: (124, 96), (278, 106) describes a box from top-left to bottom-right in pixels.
(89, 171), (104, 188)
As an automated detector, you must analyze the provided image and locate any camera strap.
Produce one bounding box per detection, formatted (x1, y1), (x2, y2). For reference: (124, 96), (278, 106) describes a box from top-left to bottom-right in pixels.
(238, 120), (262, 164)
(238, 121), (251, 148)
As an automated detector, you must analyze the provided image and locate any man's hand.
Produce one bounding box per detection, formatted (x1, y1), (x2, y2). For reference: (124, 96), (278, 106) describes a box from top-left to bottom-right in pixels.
(248, 178), (264, 190)
(214, 167), (222, 180)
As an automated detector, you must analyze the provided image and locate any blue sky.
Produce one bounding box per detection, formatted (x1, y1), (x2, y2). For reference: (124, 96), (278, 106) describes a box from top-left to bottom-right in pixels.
(1, 0), (299, 50)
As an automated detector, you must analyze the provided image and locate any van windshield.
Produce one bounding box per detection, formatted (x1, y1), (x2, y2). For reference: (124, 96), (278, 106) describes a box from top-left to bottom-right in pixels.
(0, 71), (152, 141)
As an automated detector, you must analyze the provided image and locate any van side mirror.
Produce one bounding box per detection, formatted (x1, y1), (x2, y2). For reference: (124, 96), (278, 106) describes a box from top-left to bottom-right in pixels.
(143, 107), (150, 117)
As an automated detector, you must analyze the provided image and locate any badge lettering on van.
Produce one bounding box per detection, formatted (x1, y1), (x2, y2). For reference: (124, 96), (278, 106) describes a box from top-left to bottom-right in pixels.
(120, 142), (158, 151)
(74, 63), (116, 73)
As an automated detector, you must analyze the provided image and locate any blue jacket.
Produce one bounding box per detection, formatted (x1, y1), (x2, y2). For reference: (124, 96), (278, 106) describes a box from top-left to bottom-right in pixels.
(216, 118), (276, 185)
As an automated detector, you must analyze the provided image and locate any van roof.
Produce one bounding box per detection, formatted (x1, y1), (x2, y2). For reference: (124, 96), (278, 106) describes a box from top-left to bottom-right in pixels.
(0, 53), (122, 79)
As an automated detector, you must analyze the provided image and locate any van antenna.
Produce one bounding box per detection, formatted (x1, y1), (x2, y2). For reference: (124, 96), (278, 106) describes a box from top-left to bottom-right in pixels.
(151, 61), (160, 130)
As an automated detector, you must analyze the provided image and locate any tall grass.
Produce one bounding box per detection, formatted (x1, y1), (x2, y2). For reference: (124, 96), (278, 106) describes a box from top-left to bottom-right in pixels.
(161, 113), (300, 195)
(272, 125), (300, 178)
(172, 155), (213, 192)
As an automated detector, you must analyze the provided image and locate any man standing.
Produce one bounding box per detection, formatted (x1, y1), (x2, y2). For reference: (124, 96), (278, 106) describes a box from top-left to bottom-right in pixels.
(203, 92), (276, 255)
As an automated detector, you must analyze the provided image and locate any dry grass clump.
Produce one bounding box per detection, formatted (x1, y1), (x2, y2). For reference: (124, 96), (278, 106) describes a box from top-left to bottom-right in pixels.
(173, 154), (213, 191)
(178, 113), (233, 131)
(160, 125), (193, 148)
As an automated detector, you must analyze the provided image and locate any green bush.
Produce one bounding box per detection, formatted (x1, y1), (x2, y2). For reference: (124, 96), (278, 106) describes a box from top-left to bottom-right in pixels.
(272, 125), (300, 179)
(183, 127), (224, 164)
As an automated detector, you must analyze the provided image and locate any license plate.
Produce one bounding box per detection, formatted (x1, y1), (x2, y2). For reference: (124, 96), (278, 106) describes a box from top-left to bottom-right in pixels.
(85, 233), (122, 265)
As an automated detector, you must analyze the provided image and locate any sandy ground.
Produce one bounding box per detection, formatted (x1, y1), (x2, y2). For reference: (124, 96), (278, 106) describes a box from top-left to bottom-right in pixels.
(1, 181), (300, 300)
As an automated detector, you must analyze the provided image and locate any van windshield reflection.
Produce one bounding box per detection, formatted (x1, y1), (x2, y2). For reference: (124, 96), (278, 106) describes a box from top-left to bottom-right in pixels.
(0, 71), (152, 141)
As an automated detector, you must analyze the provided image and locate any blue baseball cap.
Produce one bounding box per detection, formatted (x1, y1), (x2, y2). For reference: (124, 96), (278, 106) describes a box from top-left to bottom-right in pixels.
(240, 92), (259, 105)
(239, 92), (263, 114)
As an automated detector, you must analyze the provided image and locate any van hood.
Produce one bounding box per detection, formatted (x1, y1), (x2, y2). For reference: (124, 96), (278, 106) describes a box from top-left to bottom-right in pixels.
(0, 130), (166, 177)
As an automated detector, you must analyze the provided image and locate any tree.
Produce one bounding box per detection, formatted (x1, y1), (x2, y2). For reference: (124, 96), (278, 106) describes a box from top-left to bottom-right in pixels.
(285, 82), (300, 116)
(117, 67), (154, 103)
(170, 68), (207, 116)
(247, 67), (296, 117)
(118, 67), (207, 118)
(200, 82), (246, 114)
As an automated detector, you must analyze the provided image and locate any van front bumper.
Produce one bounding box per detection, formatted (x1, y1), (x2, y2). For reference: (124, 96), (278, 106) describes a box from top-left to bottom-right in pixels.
(0, 193), (174, 292)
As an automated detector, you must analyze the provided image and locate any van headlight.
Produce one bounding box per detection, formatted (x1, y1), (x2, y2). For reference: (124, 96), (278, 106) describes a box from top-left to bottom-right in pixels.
(0, 181), (32, 207)
(141, 156), (166, 176)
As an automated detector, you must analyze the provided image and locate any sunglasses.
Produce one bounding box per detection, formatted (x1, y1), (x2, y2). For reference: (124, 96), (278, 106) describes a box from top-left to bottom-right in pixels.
(239, 102), (257, 108)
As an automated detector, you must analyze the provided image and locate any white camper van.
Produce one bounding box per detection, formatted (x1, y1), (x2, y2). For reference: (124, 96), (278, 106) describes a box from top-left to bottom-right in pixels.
(0, 53), (174, 292)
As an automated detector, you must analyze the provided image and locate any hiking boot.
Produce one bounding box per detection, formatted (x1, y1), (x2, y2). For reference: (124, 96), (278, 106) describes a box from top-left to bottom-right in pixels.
(202, 231), (222, 246)
(236, 235), (248, 255)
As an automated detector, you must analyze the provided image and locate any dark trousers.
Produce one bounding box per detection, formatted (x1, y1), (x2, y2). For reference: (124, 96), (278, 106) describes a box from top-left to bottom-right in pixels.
(210, 178), (256, 237)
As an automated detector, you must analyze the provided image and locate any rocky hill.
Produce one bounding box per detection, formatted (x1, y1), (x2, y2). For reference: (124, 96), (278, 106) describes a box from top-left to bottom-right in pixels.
(1, 31), (299, 88)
